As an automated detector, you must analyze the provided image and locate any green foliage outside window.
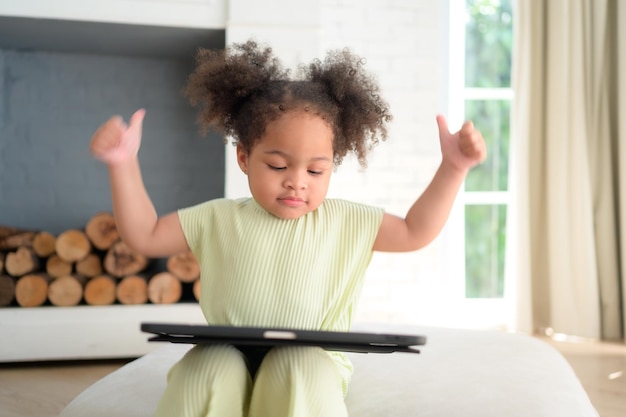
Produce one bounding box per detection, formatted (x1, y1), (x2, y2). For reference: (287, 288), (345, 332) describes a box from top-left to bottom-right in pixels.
(465, 204), (507, 297)
(465, 0), (513, 88)
(464, 100), (510, 192)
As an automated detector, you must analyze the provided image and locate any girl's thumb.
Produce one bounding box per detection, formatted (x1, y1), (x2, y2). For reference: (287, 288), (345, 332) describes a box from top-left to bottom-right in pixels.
(436, 114), (450, 136)
(129, 109), (146, 130)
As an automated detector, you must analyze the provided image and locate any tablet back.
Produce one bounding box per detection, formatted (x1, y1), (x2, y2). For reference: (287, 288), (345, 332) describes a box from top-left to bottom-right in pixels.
(141, 322), (425, 354)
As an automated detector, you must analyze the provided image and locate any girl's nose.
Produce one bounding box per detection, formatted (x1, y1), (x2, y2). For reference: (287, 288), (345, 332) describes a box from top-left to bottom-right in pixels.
(284, 171), (307, 190)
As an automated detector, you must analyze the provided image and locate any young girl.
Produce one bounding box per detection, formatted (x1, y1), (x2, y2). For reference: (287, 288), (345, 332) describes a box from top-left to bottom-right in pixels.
(90, 40), (486, 417)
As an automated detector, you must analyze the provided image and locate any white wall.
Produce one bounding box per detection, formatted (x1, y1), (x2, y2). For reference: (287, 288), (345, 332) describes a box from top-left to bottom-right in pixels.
(321, 0), (458, 326)
(0, 0), (470, 362)
(225, 0), (454, 326)
(0, 0), (227, 28)
(224, 0), (324, 201)
(3, 0), (456, 328)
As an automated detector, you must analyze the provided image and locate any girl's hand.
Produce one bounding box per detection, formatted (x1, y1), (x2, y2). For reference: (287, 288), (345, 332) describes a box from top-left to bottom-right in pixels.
(90, 109), (146, 166)
(436, 114), (487, 172)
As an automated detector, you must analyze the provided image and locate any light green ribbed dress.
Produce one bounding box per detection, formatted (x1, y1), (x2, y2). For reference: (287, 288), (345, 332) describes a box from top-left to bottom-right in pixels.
(154, 197), (384, 417)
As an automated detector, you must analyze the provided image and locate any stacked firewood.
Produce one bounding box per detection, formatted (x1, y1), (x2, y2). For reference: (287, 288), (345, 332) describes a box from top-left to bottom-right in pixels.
(0, 213), (201, 308)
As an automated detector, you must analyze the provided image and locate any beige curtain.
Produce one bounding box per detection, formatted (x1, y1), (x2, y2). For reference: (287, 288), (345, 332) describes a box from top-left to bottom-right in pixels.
(511, 0), (625, 340)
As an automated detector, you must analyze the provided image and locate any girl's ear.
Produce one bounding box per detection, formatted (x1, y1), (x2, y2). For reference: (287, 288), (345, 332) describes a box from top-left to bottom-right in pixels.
(236, 143), (249, 175)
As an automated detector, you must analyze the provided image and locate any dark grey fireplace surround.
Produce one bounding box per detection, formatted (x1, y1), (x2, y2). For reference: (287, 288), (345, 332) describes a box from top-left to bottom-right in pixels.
(0, 16), (226, 234)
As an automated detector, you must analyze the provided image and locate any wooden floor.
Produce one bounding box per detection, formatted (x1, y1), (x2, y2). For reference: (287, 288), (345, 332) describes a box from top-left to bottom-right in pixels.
(1, 337), (624, 417)
(541, 337), (626, 417)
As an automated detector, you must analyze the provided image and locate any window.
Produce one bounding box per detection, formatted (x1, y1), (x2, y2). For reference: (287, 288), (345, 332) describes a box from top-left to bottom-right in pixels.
(463, 0), (513, 299)
(445, 0), (514, 327)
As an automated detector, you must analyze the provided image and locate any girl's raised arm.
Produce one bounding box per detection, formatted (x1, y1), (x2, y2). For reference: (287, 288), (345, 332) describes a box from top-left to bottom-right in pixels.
(90, 109), (189, 257)
(373, 115), (486, 253)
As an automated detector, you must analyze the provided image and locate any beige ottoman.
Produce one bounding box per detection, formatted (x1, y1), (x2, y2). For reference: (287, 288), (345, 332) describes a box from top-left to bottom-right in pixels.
(59, 324), (599, 417)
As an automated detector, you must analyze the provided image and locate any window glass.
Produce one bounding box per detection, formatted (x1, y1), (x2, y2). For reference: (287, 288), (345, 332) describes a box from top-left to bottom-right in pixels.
(464, 99), (510, 192)
(465, 204), (507, 298)
(465, 0), (514, 88)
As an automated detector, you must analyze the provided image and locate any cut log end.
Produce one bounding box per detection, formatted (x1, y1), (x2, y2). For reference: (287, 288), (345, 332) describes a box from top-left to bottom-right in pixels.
(85, 213), (119, 250)
(76, 253), (103, 278)
(148, 272), (182, 304)
(15, 273), (52, 307)
(48, 275), (87, 307)
(56, 229), (91, 262)
(167, 252), (200, 283)
(116, 275), (148, 305)
(32, 231), (57, 257)
(6, 247), (40, 277)
(104, 241), (149, 278)
(84, 274), (117, 306)
(46, 254), (73, 278)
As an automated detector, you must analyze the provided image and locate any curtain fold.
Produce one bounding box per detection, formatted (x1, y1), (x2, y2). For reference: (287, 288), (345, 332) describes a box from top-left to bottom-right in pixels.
(512, 0), (624, 340)
(617, 0), (626, 340)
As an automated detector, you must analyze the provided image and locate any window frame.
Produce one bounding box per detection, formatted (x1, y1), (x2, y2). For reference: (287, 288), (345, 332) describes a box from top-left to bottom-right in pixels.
(440, 0), (515, 330)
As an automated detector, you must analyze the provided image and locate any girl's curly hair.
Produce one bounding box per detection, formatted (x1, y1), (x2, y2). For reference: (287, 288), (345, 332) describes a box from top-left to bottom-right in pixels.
(184, 40), (392, 167)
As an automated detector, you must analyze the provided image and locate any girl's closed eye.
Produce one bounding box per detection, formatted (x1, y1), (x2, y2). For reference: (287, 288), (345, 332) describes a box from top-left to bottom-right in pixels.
(267, 164), (286, 171)
(308, 169), (323, 175)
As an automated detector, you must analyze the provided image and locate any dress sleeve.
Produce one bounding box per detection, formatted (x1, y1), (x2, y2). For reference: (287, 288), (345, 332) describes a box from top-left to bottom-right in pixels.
(177, 200), (216, 254)
(334, 199), (385, 253)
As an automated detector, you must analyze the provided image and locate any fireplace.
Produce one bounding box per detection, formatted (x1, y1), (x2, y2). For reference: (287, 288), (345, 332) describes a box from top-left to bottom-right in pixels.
(0, 16), (227, 233)
(0, 16), (228, 361)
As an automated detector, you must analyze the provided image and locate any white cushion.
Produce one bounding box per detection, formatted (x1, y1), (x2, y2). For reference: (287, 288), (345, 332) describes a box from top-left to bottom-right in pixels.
(59, 325), (599, 417)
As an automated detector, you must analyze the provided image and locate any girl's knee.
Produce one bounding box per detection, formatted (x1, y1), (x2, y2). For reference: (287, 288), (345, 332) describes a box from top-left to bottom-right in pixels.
(259, 346), (341, 383)
(249, 347), (348, 417)
(157, 345), (251, 417)
(169, 344), (249, 385)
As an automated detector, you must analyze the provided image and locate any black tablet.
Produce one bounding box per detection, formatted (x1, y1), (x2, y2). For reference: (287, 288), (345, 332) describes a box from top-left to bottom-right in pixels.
(141, 322), (425, 354)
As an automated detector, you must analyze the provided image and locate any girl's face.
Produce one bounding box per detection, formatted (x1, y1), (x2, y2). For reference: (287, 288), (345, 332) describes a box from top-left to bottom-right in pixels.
(237, 110), (334, 219)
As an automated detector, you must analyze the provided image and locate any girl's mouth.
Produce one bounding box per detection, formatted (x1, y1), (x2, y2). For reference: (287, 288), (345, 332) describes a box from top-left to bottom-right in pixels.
(279, 197), (305, 207)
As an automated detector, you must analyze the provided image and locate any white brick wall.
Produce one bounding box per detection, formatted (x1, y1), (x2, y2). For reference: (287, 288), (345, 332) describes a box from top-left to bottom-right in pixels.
(4, 0), (456, 327)
(225, 0), (454, 326)
(320, 0), (451, 325)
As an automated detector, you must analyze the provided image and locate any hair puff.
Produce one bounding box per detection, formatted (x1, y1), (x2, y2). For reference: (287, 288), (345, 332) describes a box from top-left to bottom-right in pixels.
(184, 39), (392, 167)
